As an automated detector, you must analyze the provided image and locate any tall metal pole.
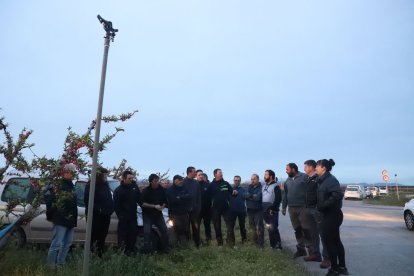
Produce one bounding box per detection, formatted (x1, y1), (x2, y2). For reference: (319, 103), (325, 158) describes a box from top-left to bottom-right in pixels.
(82, 15), (117, 276)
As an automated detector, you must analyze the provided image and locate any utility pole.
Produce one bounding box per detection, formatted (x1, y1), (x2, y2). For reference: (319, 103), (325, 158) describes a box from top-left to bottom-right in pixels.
(82, 15), (118, 276)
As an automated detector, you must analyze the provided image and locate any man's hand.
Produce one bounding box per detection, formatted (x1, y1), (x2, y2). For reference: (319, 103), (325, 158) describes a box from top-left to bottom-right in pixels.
(232, 190), (238, 196)
(281, 208), (286, 216)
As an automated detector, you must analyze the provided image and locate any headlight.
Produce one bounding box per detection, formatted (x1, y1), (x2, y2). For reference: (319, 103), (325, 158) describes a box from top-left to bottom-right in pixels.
(167, 219), (174, 228)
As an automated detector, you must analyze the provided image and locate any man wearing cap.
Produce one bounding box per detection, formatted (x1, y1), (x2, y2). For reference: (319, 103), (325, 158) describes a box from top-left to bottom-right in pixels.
(46, 163), (78, 267)
(113, 170), (141, 254)
(166, 175), (192, 242)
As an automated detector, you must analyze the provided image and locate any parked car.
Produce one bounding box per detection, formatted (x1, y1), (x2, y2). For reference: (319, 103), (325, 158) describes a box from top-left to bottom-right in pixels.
(346, 185), (366, 198)
(0, 175), (174, 251)
(344, 187), (363, 200)
(403, 198), (414, 231)
(379, 187), (388, 195)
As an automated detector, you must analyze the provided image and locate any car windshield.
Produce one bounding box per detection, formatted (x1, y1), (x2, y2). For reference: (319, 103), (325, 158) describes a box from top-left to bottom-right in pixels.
(347, 188), (358, 191)
(1, 178), (35, 203)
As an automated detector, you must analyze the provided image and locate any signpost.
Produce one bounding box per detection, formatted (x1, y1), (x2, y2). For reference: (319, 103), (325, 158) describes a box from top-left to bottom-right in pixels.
(395, 174), (399, 200)
(382, 169), (389, 193)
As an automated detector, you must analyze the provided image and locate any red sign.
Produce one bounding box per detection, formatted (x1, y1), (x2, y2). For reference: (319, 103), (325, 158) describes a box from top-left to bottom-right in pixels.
(383, 175), (389, 182)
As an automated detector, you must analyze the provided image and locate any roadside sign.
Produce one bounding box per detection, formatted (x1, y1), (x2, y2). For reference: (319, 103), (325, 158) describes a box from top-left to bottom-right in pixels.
(382, 170), (388, 176)
(383, 175), (389, 182)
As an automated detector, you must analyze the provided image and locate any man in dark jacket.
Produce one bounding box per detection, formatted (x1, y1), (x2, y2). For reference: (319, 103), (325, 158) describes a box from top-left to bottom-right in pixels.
(141, 174), (169, 252)
(281, 163), (309, 258)
(245, 174), (264, 248)
(197, 171), (212, 244)
(302, 160), (329, 265)
(166, 175), (192, 242)
(207, 168), (236, 247)
(230, 175), (247, 243)
(262, 170), (282, 250)
(46, 163), (78, 267)
(84, 167), (114, 257)
(113, 170), (141, 254)
(183, 166), (201, 247)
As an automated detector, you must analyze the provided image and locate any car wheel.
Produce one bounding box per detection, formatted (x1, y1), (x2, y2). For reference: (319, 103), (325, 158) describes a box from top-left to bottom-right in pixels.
(404, 211), (414, 231)
(8, 227), (26, 249)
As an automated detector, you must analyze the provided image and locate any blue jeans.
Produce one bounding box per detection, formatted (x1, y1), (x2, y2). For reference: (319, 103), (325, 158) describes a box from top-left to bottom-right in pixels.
(47, 225), (74, 267)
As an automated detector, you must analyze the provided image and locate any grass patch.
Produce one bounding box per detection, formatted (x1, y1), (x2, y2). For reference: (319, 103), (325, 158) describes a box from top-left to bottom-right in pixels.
(364, 192), (414, 207)
(0, 242), (308, 276)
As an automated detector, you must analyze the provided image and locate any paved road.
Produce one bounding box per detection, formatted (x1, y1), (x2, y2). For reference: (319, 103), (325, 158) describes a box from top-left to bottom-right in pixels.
(278, 200), (413, 276)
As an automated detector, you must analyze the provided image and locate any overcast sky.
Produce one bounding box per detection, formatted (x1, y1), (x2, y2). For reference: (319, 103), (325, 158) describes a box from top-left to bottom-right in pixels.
(1, 1), (413, 184)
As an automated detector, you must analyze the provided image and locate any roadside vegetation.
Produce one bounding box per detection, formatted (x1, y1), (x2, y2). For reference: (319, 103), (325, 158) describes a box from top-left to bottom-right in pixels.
(0, 240), (308, 276)
(364, 191), (414, 207)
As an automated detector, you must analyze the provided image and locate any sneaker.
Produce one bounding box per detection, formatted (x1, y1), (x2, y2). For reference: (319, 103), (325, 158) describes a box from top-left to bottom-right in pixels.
(325, 269), (339, 276)
(338, 267), (349, 275)
(293, 248), (307, 258)
(304, 253), (322, 262)
(320, 258), (331, 269)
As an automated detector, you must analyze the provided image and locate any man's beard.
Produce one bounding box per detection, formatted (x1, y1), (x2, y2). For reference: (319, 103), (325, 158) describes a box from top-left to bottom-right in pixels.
(287, 172), (295, 178)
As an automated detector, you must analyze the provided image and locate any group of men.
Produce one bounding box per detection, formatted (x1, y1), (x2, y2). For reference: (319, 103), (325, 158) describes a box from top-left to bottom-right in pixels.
(137, 167), (283, 251)
(46, 161), (330, 270)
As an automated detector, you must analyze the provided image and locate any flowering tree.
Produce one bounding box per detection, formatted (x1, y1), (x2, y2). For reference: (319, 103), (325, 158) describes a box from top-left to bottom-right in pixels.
(0, 110), (138, 226)
(0, 116), (34, 180)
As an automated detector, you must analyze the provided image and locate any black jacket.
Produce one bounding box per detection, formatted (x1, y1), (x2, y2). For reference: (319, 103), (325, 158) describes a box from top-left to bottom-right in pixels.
(245, 183), (262, 210)
(199, 180), (211, 211)
(84, 181), (114, 216)
(305, 174), (318, 208)
(166, 184), (192, 215)
(113, 182), (141, 220)
(183, 177), (201, 213)
(207, 179), (233, 211)
(46, 179), (78, 228)
(141, 185), (168, 217)
(317, 172), (343, 213)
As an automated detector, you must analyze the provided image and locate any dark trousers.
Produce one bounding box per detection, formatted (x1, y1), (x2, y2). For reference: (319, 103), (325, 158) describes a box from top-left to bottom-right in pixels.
(247, 209), (264, 247)
(170, 212), (190, 242)
(288, 206), (307, 250)
(143, 213), (169, 251)
(117, 218), (137, 254)
(189, 211), (201, 247)
(212, 208), (234, 246)
(303, 207), (327, 257)
(263, 210), (281, 249)
(321, 209), (346, 270)
(90, 213), (111, 257)
(199, 207), (212, 241)
(230, 211), (247, 242)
